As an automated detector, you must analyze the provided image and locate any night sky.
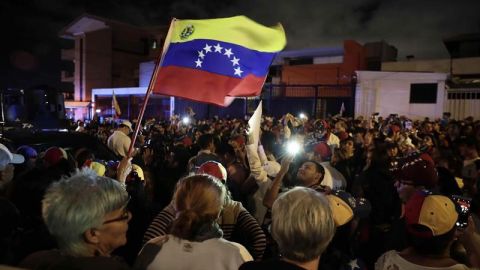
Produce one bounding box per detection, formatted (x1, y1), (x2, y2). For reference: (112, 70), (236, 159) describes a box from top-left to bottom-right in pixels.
(1, 0), (480, 91)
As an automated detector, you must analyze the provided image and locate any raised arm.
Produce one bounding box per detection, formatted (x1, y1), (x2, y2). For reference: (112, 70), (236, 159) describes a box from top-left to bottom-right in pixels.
(262, 155), (293, 209)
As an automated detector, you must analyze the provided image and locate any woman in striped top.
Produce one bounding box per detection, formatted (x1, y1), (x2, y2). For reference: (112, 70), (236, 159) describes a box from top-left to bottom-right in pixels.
(143, 161), (266, 260)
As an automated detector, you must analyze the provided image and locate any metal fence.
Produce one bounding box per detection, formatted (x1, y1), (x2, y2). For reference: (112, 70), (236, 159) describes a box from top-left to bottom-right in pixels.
(169, 83), (355, 119)
(255, 83), (355, 118)
(445, 88), (480, 120)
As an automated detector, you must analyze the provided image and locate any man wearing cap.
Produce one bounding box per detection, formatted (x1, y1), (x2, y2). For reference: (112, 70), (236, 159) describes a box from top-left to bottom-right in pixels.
(321, 190), (371, 270)
(376, 190), (480, 269)
(107, 120), (133, 157)
(385, 154), (439, 256)
(0, 143), (24, 195)
(394, 155), (438, 203)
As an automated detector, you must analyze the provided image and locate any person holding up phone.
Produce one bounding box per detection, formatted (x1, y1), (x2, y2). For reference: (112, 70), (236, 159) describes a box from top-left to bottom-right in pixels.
(452, 195), (472, 229)
(376, 190), (480, 269)
(262, 151), (327, 210)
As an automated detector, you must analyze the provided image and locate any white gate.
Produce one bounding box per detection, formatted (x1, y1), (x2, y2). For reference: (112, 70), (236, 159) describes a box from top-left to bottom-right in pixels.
(445, 88), (480, 120)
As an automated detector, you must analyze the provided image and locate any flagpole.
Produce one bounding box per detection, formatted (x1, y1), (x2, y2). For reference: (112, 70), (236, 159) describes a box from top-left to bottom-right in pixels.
(127, 19), (175, 157)
(111, 91), (115, 129)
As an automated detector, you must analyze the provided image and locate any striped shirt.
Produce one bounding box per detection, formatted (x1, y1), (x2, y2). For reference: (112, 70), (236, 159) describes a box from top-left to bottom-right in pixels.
(143, 199), (266, 260)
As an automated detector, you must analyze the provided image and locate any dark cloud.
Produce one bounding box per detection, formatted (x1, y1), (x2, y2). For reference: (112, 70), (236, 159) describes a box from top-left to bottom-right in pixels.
(1, 0), (480, 89)
(220, 0), (480, 58)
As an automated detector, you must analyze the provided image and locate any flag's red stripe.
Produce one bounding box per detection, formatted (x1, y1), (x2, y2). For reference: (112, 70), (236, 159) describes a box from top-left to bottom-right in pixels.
(153, 66), (266, 106)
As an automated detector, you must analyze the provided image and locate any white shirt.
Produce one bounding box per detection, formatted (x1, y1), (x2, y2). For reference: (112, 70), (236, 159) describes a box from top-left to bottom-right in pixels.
(147, 236), (252, 270)
(245, 144), (277, 223)
(107, 130), (131, 157)
(375, 250), (471, 270)
(321, 161), (346, 190)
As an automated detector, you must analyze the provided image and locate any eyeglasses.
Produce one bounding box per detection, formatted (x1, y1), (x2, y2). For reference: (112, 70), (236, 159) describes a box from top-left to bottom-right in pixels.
(102, 196), (131, 225)
(103, 208), (130, 224)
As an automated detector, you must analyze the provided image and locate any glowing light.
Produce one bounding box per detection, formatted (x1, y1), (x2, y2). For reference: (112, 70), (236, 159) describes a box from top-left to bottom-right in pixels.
(182, 116), (190, 124)
(286, 140), (301, 156)
(299, 113), (306, 119)
(95, 109), (101, 113)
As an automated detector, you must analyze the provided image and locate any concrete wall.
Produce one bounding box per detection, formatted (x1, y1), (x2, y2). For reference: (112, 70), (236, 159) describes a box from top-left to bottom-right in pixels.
(355, 71), (447, 120)
(83, 28), (112, 101)
(382, 57), (480, 75)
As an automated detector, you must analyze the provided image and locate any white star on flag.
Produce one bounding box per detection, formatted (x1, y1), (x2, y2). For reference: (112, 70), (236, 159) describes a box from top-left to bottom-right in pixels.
(198, 50), (205, 59)
(214, 43), (223, 53)
(224, 48), (233, 58)
(348, 259), (360, 270)
(195, 59), (203, 67)
(203, 44), (212, 53)
(231, 56), (240, 66)
(234, 67), (243, 77)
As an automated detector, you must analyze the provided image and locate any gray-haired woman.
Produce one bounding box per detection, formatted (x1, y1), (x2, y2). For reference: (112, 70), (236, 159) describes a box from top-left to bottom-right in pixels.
(240, 187), (336, 270)
(20, 168), (131, 270)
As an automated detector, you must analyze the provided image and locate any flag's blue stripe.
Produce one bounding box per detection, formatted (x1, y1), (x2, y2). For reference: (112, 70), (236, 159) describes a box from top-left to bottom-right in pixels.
(161, 39), (277, 78)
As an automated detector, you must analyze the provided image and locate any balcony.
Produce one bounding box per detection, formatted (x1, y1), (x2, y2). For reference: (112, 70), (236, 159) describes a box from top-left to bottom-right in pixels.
(61, 70), (74, 83)
(61, 49), (74, 61)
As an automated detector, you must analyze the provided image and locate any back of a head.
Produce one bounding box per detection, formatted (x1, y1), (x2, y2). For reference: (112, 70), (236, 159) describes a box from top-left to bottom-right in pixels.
(404, 190), (458, 256)
(171, 174), (226, 241)
(216, 142), (235, 157)
(42, 168), (129, 256)
(16, 145), (38, 160)
(197, 161), (227, 183)
(396, 156), (438, 189)
(369, 144), (390, 169)
(74, 148), (95, 168)
(271, 187), (335, 262)
(197, 134), (214, 150)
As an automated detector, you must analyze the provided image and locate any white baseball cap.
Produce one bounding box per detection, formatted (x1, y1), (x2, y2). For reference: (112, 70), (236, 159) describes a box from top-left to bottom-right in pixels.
(0, 143), (25, 170)
(121, 120), (133, 132)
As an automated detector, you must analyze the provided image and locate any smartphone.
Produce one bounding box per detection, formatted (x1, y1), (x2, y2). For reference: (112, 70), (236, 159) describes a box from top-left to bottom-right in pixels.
(405, 121), (413, 130)
(451, 195), (472, 228)
(143, 139), (152, 149)
(285, 140), (301, 156)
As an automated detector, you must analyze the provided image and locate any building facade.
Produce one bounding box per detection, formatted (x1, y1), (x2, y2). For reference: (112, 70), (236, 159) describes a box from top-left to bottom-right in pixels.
(355, 71), (447, 120)
(59, 14), (166, 120)
(382, 33), (480, 119)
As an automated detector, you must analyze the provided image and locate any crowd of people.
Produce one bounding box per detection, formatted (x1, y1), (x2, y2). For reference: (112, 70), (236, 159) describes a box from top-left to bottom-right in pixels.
(1, 110), (480, 270)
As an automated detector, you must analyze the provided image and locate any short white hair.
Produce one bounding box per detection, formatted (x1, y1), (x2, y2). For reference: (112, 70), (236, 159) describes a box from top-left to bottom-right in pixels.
(42, 168), (129, 256)
(271, 187), (335, 262)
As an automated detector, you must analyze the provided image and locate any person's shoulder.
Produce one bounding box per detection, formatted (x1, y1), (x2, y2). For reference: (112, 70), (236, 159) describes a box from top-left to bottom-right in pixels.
(240, 259), (304, 270)
(213, 238), (253, 261)
(375, 250), (399, 269)
(83, 256), (130, 270)
(20, 250), (60, 265)
(20, 250), (130, 270)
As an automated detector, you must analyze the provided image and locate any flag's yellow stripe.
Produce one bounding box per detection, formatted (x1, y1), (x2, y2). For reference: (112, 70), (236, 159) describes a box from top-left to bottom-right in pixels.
(170, 16), (286, 53)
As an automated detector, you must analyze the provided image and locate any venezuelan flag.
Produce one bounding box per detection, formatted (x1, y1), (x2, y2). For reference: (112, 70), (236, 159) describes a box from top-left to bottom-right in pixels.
(152, 16), (286, 106)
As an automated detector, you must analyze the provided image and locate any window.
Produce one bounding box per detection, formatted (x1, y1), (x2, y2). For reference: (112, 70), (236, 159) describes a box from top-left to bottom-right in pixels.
(409, 83), (437, 103)
(288, 58), (313, 65)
